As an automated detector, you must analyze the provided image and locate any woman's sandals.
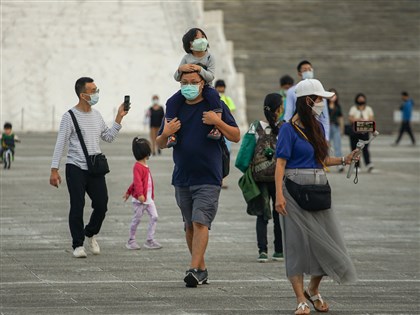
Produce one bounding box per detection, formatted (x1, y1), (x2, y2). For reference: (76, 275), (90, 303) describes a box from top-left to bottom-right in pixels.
(304, 289), (329, 312)
(295, 302), (310, 315)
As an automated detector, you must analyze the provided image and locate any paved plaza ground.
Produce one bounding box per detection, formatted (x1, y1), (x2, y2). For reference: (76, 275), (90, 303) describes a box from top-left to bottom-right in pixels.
(1, 131), (419, 315)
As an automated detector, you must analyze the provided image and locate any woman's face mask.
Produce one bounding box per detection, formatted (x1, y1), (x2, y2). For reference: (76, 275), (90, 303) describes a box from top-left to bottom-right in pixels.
(356, 99), (366, 106)
(307, 97), (324, 117)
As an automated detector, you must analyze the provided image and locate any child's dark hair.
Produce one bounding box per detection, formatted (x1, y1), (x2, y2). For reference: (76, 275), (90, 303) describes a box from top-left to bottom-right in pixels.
(263, 93), (282, 135)
(132, 137), (151, 161)
(182, 28), (208, 54)
(4, 122), (12, 129)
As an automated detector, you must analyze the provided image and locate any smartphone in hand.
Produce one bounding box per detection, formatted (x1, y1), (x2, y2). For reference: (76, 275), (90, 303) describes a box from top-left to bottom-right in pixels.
(124, 95), (131, 111)
(353, 121), (375, 133)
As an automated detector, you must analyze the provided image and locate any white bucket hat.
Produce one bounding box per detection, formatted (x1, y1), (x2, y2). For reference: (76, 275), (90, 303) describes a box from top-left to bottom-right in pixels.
(295, 79), (335, 99)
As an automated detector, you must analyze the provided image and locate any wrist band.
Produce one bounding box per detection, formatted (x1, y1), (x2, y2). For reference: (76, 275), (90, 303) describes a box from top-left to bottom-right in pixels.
(341, 156), (346, 166)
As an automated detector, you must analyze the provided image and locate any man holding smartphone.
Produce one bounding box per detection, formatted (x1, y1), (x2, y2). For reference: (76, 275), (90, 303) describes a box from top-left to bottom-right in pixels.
(50, 77), (129, 258)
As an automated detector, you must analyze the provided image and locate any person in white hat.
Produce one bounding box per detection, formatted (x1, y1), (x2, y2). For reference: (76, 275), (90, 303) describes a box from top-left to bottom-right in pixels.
(274, 79), (358, 314)
(284, 60), (330, 141)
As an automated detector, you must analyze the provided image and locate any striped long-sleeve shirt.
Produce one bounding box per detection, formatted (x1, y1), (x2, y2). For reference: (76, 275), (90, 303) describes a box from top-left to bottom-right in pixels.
(51, 107), (121, 170)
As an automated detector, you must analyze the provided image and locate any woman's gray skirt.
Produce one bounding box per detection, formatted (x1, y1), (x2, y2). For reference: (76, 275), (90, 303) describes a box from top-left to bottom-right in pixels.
(281, 168), (357, 284)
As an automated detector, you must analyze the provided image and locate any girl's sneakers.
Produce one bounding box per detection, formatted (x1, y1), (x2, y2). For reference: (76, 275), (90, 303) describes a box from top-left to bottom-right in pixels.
(125, 240), (141, 250)
(143, 239), (162, 249)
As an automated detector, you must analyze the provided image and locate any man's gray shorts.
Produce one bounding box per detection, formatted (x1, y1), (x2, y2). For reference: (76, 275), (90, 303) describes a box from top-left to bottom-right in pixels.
(175, 185), (221, 229)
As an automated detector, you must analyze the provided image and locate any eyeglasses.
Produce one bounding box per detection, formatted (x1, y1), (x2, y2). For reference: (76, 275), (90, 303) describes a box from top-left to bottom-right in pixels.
(180, 80), (202, 87)
(84, 89), (100, 95)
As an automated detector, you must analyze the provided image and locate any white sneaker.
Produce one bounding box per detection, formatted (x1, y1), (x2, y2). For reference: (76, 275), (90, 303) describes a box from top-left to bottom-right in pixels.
(86, 236), (100, 255)
(73, 246), (87, 258)
(143, 239), (162, 249)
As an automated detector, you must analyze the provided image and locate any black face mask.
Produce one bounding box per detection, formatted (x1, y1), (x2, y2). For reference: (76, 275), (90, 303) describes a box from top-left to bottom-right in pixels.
(356, 100), (366, 106)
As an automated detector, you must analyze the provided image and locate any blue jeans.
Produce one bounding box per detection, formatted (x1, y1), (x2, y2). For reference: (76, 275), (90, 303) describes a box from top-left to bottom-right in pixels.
(329, 124), (342, 157)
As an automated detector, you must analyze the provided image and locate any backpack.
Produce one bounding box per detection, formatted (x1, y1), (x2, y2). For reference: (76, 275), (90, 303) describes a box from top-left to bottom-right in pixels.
(250, 122), (277, 182)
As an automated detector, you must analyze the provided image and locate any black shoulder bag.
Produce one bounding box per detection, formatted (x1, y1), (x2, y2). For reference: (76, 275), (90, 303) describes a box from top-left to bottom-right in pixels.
(285, 123), (331, 212)
(285, 177), (331, 211)
(68, 110), (110, 176)
(221, 137), (230, 178)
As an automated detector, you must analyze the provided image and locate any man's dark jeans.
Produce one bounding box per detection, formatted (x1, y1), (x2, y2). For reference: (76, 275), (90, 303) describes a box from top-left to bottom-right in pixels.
(65, 164), (108, 249)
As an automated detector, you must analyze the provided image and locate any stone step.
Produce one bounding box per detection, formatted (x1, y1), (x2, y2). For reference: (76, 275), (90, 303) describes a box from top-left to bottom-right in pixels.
(204, 0), (420, 134)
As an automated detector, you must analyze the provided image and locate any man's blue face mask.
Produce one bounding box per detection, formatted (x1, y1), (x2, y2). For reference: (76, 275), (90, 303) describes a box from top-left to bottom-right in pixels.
(87, 92), (99, 106)
(181, 84), (200, 100)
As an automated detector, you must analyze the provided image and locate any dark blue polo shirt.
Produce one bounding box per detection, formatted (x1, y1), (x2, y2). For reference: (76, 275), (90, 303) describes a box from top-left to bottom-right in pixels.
(159, 101), (237, 187)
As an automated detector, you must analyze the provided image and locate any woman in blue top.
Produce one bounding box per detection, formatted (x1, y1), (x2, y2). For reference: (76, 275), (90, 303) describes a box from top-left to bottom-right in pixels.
(274, 79), (358, 315)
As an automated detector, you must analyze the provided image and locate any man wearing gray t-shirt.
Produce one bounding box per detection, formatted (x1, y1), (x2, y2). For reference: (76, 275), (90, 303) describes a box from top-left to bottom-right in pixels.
(50, 77), (128, 258)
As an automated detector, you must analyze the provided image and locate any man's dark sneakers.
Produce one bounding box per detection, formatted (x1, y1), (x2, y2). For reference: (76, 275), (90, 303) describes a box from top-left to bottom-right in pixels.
(184, 268), (208, 287)
(198, 268), (208, 284)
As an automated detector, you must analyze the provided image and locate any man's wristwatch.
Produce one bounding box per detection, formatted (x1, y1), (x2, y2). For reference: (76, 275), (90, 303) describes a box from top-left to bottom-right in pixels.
(341, 156), (346, 166)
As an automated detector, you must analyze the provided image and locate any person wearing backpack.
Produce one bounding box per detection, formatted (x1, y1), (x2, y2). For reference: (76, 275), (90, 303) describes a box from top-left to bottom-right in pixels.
(236, 93), (284, 262)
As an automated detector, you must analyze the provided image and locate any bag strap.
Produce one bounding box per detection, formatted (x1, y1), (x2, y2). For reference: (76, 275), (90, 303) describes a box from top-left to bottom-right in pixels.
(292, 122), (329, 172)
(68, 110), (91, 166)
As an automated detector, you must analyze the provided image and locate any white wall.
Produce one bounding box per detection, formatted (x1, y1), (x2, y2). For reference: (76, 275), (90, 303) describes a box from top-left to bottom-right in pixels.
(1, 0), (246, 132)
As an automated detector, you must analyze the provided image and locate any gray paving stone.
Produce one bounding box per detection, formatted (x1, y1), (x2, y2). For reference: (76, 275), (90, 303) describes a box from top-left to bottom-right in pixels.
(1, 132), (419, 314)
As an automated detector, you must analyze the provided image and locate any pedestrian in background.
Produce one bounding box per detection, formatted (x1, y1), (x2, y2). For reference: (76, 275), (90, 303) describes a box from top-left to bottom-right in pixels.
(146, 95), (164, 155)
(393, 91), (416, 146)
(215, 79), (236, 114)
(0, 122), (20, 166)
(327, 88), (344, 172)
(279, 74), (294, 121)
(348, 93), (375, 172)
(236, 93), (284, 263)
(284, 60), (330, 140)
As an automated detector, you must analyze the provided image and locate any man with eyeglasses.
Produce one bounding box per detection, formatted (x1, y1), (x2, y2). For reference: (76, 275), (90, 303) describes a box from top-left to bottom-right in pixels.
(156, 71), (240, 287)
(50, 77), (128, 258)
